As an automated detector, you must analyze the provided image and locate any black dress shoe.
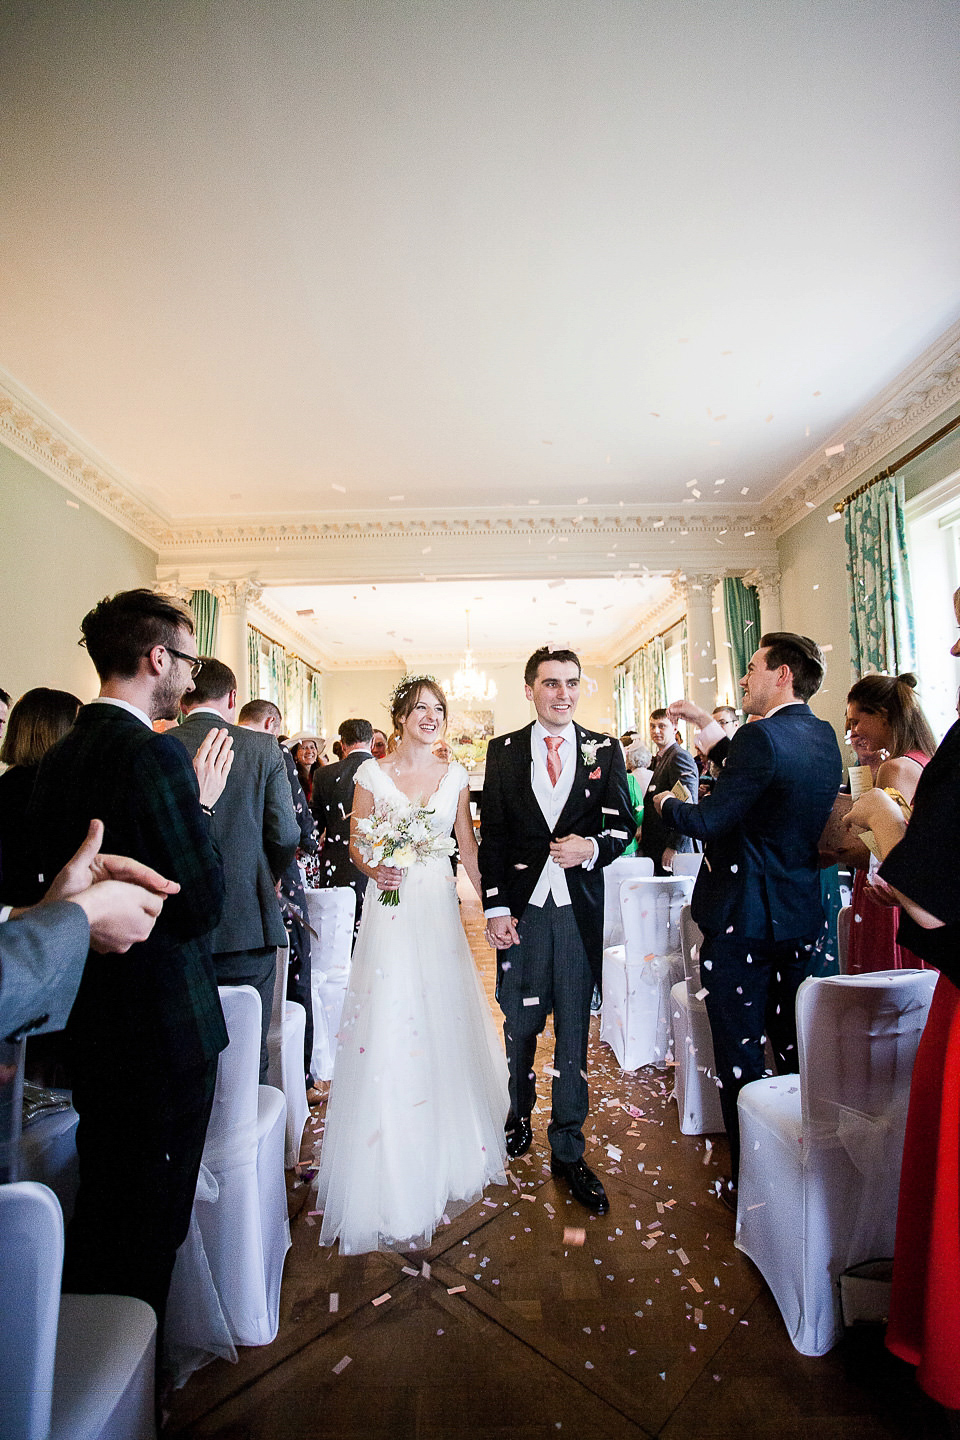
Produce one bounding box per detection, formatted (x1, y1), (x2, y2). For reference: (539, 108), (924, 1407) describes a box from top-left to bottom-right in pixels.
(550, 1155), (609, 1214)
(505, 1114), (532, 1159)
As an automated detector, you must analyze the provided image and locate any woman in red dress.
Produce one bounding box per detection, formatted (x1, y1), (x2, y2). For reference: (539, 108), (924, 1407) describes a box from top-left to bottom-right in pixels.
(846, 593), (960, 1410)
(843, 672), (936, 973)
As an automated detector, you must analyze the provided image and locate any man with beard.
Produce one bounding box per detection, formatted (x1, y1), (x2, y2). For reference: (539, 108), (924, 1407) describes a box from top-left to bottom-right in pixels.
(26, 589), (233, 1345)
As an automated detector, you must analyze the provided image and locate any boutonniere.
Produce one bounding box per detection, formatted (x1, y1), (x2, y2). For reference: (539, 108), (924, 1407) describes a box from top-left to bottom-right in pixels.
(580, 737), (611, 767)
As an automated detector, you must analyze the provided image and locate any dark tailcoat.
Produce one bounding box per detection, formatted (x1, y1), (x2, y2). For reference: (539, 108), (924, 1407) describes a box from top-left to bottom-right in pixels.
(639, 741), (700, 871)
(478, 723), (634, 988)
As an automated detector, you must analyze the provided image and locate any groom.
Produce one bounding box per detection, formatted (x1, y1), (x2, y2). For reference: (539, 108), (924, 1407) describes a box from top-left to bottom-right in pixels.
(479, 647), (634, 1214)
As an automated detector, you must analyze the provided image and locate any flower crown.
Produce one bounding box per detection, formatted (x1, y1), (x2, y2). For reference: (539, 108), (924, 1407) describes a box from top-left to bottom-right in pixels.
(389, 673), (442, 711)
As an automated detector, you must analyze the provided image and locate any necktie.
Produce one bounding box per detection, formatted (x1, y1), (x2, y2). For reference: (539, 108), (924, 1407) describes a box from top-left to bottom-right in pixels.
(545, 735), (563, 787)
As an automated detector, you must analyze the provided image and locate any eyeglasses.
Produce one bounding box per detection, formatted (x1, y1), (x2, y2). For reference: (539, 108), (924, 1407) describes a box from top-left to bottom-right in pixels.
(162, 647), (203, 678)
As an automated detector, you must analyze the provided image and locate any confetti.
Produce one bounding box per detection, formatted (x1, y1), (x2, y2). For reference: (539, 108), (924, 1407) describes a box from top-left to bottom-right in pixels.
(564, 1227), (587, 1245)
(329, 1293), (339, 1313)
(372, 1293), (391, 1306)
(447, 1285), (466, 1294)
(332, 1356), (352, 1374)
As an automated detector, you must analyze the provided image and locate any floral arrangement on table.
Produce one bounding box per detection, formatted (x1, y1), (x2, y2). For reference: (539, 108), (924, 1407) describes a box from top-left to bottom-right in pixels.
(354, 796), (456, 906)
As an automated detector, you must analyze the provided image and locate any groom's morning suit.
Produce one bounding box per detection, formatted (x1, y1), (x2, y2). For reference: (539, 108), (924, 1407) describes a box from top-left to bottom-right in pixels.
(26, 701), (227, 1326)
(658, 704), (841, 1176)
(479, 722), (633, 1162)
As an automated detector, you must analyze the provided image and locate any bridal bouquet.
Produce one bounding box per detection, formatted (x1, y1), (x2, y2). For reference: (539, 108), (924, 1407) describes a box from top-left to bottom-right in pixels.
(354, 797), (457, 906)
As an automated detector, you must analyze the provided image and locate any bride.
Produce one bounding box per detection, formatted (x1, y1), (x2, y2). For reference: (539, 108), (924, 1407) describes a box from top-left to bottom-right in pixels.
(315, 675), (509, 1254)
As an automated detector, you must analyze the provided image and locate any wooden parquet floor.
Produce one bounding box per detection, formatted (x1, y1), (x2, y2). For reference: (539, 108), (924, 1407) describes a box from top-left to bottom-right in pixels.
(166, 877), (951, 1439)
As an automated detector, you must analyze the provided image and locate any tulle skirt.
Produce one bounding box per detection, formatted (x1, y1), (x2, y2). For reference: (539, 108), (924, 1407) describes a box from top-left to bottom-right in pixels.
(315, 859), (509, 1254)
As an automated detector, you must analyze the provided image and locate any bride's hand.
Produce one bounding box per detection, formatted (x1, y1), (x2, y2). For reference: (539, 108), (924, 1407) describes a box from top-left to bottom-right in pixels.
(375, 863), (404, 891)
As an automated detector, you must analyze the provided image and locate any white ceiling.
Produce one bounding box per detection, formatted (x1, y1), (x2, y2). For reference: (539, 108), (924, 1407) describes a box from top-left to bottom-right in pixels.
(263, 572), (677, 669)
(2, 1), (959, 661)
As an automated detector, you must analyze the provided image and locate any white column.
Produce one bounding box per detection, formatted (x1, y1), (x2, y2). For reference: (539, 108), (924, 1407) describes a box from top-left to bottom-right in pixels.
(681, 571), (723, 706)
(212, 580), (263, 706)
(743, 567), (783, 636)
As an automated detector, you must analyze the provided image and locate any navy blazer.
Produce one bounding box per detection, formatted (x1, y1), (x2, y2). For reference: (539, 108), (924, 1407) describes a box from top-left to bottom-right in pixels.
(478, 723), (634, 985)
(639, 741), (700, 866)
(660, 705), (842, 944)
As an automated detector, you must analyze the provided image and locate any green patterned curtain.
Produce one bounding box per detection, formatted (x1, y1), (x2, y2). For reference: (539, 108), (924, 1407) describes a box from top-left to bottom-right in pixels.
(844, 475), (916, 676)
(266, 641), (286, 711)
(189, 590), (219, 657)
(306, 669), (323, 734)
(247, 627), (261, 700)
(285, 655), (306, 735)
(723, 577), (761, 703)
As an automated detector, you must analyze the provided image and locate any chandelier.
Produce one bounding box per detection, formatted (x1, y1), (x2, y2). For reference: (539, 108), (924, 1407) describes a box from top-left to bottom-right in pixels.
(447, 611), (497, 706)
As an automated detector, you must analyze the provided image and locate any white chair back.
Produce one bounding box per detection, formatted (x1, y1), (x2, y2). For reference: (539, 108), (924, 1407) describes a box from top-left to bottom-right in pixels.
(0, 1180), (61, 1439)
(602, 856), (653, 948)
(679, 904), (705, 990)
(306, 887), (357, 1081)
(267, 945), (309, 1167)
(620, 874), (694, 961)
(670, 852), (703, 877)
(208, 986), (262, 1162)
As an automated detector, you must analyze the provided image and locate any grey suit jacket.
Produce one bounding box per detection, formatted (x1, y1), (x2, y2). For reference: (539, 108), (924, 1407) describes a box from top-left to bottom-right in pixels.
(173, 712), (299, 953)
(0, 900), (90, 1041)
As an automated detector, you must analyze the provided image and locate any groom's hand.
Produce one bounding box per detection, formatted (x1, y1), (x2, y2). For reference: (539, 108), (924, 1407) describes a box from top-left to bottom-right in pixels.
(550, 834), (594, 868)
(485, 915), (519, 948)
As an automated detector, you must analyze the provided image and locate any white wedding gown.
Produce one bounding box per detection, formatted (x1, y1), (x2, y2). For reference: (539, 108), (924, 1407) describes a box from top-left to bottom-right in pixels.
(315, 758), (509, 1254)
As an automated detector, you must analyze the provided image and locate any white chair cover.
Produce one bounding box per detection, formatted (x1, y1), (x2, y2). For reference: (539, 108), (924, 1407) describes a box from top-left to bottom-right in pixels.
(0, 1180), (156, 1440)
(599, 875), (694, 1071)
(601, 855), (653, 948)
(837, 904), (852, 973)
(670, 852), (703, 877)
(267, 945), (310, 1167)
(305, 887), (356, 1081)
(736, 969), (937, 1355)
(670, 905), (725, 1135)
(165, 986), (290, 1381)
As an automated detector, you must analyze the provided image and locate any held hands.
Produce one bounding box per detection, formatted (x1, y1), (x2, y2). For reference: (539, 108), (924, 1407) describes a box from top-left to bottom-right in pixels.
(193, 727), (234, 808)
(844, 788), (907, 839)
(485, 915), (520, 949)
(549, 834), (594, 869)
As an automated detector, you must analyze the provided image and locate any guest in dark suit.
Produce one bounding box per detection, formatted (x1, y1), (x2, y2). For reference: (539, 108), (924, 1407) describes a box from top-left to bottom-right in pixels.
(238, 698), (320, 1089)
(479, 647), (634, 1215)
(25, 588), (234, 1337)
(1, 817), (177, 1043)
(311, 718), (374, 940)
(640, 708), (699, 873)
(175, 661), (299, 1080)
(656, 633), (842, 1199)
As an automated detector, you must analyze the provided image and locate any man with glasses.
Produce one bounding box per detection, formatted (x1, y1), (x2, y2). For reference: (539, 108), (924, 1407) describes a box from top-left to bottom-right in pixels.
(26, 588), (234, 1349)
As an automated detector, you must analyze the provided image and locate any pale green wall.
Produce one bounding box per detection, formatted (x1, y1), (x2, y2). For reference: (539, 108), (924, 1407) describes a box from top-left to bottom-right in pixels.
(0, 445), (158, 702)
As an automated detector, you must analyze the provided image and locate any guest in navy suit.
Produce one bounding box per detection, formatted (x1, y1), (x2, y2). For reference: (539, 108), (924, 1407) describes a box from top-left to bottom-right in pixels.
(479, 647), (634, 1214)
(656, 633), (842, 1200)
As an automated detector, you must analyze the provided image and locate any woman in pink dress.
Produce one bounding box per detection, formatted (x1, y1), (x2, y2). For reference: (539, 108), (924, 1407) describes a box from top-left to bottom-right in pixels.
(842, 673), (936, 973)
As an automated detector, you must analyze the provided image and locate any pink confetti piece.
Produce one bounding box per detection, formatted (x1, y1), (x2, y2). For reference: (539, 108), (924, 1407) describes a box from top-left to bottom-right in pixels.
(332, 1355), (352, 1374)
(447, 1285), (466, 1294)
(689, 1278), (704, 1293)
(372, 1293), (391, 1306)
(564, 1227), (586, 1245)
(329, 1293), (339, 1312)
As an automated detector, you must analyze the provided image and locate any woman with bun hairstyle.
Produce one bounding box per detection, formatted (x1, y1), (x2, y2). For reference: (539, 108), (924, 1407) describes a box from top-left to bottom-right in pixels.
(843, 672), (937, 973)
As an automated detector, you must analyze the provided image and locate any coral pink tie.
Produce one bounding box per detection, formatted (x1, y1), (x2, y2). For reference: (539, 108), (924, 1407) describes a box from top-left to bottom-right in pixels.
(545, 735), (563, 787)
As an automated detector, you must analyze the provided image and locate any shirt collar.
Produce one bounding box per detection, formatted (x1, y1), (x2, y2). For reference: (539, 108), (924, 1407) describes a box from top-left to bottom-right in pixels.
(761, 701), (805, 720)
(88, 696), (153, 728)
(533, 719), (576, 744)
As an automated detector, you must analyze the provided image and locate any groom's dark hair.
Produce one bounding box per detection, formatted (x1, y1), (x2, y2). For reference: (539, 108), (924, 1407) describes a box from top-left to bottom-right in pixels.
(524, 646), (582, 686)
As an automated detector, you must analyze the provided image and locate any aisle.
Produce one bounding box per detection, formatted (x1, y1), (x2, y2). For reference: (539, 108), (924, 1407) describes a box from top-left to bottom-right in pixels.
(167, 874), (945, 1439)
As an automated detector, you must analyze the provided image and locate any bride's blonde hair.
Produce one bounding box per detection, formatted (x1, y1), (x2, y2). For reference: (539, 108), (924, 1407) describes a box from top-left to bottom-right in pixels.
(390, 675), (448, 740)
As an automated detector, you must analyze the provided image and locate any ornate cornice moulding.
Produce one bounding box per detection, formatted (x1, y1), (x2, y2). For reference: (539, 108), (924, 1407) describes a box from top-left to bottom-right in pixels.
(761, 320), (960, 534)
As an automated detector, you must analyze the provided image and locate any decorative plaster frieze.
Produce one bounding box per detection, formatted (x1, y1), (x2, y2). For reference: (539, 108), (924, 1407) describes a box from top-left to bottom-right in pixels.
(212, 579), (264, 614)
(760, 320), (960, 535)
